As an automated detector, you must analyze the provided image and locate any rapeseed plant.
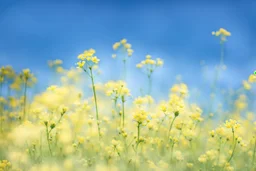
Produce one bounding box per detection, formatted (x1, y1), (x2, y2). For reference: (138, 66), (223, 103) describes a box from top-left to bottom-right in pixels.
(0, 28), (254, 171)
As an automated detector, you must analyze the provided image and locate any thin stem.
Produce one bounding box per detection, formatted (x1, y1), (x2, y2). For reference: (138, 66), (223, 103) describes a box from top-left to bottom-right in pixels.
(208, 42), (225, 114)
(122, 96), (125, 128)
(251, 138), (256, 168)
(0, 82), (3, 132)
(216, 137), (222, 166)
(167, 116), (177, 141)
(39, 131), (43, 161)
(227, 129), (236, 163)
(45, 125), (53, 156)
(48, 114), (64, 134)
(0, 82), (2, 96)
(227, 140), (237, 163)
(0, 82), (4, 133)
(7, 85), (11, 98)
(231, 128), (235, 145)
(156, 114), (167, 134)
(136, 123), (141, 151)
(89, 67), (101, 138)
(220, 42), (224, 66)
(170, 142), (175, 161)
(0, 104), (3, 133)
(23, 79), (28, 121)
(147, 74), (152, 95)
(123, 59), (127, 81)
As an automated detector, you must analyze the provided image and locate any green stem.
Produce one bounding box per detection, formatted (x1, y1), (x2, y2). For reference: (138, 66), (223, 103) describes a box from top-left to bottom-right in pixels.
(89, 67), (101, 138)
(251, 138), (256, 168)
(136, 123), (141, 151)
(216, 137), (222, 166)
(156, 114), (167, 134)
(231, 128), (235, 145)
(0, 108), (3, 133)
(0, 83), (3, 132)
(123, 59), (127, 81)
(148, 74), (152, 95)
(48, 114), (64, 134)
(227, 129), (236, 163)
(0, 82), (2, 96)
(227, 140), (237, 163)
(170, 142), (175, 161)
(23, 79), (28, 121)
(167, 116), (177, 141)
(208, 42), (225, 114)
(122, 96), (125, 128)
(45, 125), (53, 156)
(220, 42), (224, 66)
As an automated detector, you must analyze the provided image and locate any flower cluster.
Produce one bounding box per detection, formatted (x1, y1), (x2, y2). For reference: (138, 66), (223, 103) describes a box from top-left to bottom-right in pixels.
(212, 28), (231, 42)
(112, 38), (134, 58)
(136, 55), (163, 71)
(105, 80), (131, 99)
(0, 28), (255, 171)
(76, 48), (100, 69)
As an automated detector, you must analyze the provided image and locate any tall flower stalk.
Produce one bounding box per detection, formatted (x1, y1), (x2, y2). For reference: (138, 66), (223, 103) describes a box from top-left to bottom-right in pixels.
(104, 80), (130, 129)
(23, 77), (28, 120)
(121, 95), (125, 128)
(136, 55), (163, 95)
(89, 66), (101, 137)
(76, 48), (101, 138)
(209, 28), (231, 114)
(132, 108), (148, 153)
(251, 137), (256, 169)
(167, 111), (179, 141)
(20, 69), (37, 121)
(112, 39), (134, 81)
(44, 107), (67, 156)
(224, 119), (240, 163)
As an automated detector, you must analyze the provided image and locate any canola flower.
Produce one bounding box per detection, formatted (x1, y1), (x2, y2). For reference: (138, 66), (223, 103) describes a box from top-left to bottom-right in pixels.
(76, 48), (101, 138)
(104, 80), (131, 128)
(209, 28), (231, 116)
(136, 55), (164, 95)
(15, 69), (37, 121)
(112, 38), (134, 80)
(0, 29), (255, 171)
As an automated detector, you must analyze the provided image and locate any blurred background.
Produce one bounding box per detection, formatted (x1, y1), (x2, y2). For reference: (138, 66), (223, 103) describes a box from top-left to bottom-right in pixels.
(0, 0), (255, 109)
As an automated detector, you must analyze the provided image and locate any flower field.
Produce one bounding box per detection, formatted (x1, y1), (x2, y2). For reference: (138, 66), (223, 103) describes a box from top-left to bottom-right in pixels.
(0, 28), (256, 171)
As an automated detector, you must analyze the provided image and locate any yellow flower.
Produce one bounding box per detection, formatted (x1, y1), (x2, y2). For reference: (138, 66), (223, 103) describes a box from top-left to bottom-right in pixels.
(54, 59), (63, 65)
(127, 48), (134, 56)
(113, 42), (121, 50)
(186, 163), (193, 168)
(198, 154), (207, 163)
(76, 61), (85, 68)
(146, 55), (151, 59)
(91, 56), (100, 64)
(242, 80), (251, 90)
(23, 69), (31, 77)
(124, 43), (131, 49)
(156, 58), (164, 66)
(209, 130), (215, 137)
(136, 63), (143, 68)
(225, 119), (240, 129)
(78, 54), (86, 60)
(248, 74), (256, 83)
(120, 39), (127, 44)
(133, 109), (148, 124)
(212, 28), (231, 42)
(56, 66), (64, 73)
(77, 136), (85, 144)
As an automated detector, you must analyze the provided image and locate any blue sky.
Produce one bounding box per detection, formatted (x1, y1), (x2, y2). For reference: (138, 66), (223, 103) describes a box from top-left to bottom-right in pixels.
(0, 0), (255, 103)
